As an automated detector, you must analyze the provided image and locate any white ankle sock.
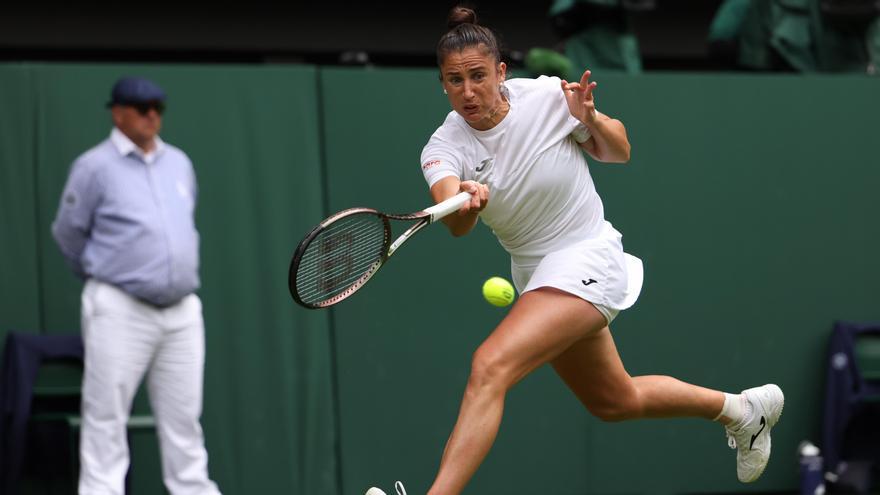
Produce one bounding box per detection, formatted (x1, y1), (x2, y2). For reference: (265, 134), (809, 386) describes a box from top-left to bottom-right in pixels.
(714, 392), (751, 427)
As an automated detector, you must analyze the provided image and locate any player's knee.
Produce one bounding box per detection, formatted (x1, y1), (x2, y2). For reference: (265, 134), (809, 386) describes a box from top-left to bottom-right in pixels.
(467, 345), (515, 393)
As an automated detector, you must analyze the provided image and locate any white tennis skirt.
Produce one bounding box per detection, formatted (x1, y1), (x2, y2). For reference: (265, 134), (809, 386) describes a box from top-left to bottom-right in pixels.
(510, 221), (644, 324)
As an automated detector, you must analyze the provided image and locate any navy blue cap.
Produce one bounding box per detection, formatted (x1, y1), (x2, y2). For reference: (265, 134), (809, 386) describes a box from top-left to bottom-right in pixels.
(107, 76), (166, 106)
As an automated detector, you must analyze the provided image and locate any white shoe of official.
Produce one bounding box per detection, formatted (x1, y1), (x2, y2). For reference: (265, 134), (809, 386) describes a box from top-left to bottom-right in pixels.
(724, 384), (785, 483)
(365, 481), (407, 495)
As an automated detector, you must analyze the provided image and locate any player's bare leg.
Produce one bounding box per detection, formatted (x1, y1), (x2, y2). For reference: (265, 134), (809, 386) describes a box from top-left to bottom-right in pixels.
(551, 326), (725, 421)
(428, 288), (606, 495)
(551, 322), (783, 483)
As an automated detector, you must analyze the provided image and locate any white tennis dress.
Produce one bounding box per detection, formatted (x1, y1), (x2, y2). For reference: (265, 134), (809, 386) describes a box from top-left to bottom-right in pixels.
(420, 76), (643, 323)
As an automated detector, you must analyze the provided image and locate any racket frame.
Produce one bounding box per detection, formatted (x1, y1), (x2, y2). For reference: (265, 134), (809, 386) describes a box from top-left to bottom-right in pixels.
(289, 191), (471, 309)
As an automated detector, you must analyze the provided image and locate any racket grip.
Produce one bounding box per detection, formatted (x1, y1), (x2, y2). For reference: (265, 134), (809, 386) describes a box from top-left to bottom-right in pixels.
(424, 191), (473, 222)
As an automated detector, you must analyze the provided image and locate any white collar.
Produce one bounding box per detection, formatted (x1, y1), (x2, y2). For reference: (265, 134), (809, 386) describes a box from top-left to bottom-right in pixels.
(110, 127), (165, 164)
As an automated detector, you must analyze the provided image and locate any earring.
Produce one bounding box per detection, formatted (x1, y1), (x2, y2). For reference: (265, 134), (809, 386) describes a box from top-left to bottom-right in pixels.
(443, 88), (448, 95)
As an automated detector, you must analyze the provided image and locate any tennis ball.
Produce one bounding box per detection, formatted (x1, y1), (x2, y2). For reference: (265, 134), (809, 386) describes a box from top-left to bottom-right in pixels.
(482, 276), (515, 307)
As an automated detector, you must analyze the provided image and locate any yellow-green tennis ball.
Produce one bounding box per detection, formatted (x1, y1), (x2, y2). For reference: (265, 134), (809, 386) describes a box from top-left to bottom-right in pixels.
(482, 277), (515, 307)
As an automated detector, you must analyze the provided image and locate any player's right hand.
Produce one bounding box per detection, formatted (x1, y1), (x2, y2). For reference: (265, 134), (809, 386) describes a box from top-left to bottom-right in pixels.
(459, 180), (489, 215)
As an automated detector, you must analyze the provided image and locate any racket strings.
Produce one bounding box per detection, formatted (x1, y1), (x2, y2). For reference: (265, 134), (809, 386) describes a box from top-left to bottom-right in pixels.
(295, 213), (388, 304)
(295, 220), (386, 279)
(297, 216), (385, 286)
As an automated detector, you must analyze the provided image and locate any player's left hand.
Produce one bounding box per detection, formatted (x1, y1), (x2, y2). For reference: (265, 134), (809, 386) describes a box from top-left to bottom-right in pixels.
(561, 69), (599, 126)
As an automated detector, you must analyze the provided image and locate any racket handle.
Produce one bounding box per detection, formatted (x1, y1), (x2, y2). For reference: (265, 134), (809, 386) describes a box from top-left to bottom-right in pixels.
(424, 191), (473, 223)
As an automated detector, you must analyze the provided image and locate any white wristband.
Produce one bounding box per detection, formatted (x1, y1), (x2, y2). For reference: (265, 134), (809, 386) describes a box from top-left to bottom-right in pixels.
(572, 123), (591, 143)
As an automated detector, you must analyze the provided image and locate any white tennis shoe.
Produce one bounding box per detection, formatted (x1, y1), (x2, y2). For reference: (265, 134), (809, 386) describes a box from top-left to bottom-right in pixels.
(365, 481), (407, 495)
(724, 384), (785, 482)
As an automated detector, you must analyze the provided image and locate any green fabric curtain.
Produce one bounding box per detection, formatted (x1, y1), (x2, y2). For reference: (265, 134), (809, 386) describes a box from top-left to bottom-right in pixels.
(2, 63), (339, 495)
(0, 66), (41, 334)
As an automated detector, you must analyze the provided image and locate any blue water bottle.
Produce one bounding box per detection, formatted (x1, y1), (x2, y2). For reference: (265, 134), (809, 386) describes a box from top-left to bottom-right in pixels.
(799, 441), (825, 495)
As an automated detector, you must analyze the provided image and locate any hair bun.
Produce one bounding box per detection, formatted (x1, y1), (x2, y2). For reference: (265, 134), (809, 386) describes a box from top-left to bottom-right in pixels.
(447, 6), (477, 29)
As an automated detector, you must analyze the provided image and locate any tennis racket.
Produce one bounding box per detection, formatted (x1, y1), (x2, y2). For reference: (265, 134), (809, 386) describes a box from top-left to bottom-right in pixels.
(288, 191), (472, 309)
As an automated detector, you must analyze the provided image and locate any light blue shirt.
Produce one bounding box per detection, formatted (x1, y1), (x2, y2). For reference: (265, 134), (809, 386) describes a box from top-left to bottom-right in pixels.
(52, 128), (200, 306)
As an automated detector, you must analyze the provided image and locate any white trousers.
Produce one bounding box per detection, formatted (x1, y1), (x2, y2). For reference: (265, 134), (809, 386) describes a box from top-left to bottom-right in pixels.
(78, 279), (221, 495)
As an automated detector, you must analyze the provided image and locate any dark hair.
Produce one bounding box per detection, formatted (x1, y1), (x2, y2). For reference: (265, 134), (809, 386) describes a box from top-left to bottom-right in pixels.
(436, 6), (501, 67)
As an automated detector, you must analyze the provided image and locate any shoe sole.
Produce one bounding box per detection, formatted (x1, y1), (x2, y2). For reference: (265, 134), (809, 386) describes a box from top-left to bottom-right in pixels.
(741, 384), (785, 482)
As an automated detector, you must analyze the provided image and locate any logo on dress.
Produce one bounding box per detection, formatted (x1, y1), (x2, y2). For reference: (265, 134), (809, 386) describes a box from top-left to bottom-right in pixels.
(422, 159), (441, 171)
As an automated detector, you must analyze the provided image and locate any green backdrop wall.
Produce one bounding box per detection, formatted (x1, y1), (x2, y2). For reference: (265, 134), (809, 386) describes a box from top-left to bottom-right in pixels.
(0, 63), (878, 495)
(1, 63), (338, 495)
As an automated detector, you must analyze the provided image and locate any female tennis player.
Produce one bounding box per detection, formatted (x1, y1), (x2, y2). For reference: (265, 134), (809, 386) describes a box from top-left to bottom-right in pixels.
(367, 6), (783, 495)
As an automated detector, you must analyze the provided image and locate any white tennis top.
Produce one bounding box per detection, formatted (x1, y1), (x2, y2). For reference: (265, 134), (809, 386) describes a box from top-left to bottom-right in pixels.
(421, 76), (605, 262)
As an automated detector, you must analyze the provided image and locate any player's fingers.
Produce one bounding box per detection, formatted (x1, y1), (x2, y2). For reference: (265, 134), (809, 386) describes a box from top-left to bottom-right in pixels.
(580, 69), (591, 87)
(459, 181), (480, 212)
(460, 190), (474, 213)
(584, 81), (597, 100)
(472, 189), (483, 209)
(562, 79), (584, 96)
(460, 180), (476, 193)
(464, 182), (487, 211)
